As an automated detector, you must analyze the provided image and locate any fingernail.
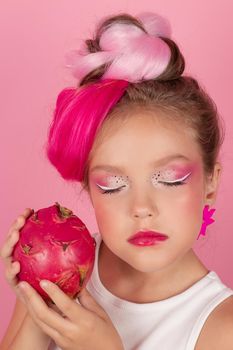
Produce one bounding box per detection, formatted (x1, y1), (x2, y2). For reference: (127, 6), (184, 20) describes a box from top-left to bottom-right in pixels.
(18, 282), (28, 293)
(40, 280), (49, 289)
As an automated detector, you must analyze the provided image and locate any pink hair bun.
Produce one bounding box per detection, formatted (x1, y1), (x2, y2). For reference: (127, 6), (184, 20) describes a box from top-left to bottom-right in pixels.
(65, 12), (172, 84)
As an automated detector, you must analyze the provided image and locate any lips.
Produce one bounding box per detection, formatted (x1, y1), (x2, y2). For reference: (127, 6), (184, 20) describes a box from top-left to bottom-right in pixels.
(128, 230), (168, 241)
(127, 230), (168, 246)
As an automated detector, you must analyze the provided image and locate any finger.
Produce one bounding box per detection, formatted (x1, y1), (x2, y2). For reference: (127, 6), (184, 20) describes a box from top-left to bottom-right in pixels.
(78, 288), (108, 321)
(18, 281), (72, 333)
(0, 209), (33, 260)
(0, 230), (20, 260)
(48, 302), (68, 319)
(39, 280), (91, 322)
(6, 208), (33, 239)
(5, 261), (20, 288)
(5, 261), (20, 285)
(22, 296), (66, 347)
(1, 209), (34, 259)
(10, 208), (34, 233)
(28, 298), (67, 346)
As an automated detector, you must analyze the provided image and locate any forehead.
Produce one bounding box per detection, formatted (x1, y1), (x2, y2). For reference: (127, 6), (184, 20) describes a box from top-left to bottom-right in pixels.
(89, 112), (201, 171)
(90, 154), (191, 174)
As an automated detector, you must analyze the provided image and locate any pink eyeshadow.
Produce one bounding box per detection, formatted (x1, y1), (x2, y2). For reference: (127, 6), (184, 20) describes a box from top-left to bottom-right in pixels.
(90, 174), (126, 187)
(91, 162), (200, 187)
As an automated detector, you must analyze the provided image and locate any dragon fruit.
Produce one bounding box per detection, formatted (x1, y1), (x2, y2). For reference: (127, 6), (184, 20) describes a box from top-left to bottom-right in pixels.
(12, 202), (96, 302)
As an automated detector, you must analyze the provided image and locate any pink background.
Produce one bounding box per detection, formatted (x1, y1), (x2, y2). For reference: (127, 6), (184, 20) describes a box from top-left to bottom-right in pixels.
(1, 0), (233, 341)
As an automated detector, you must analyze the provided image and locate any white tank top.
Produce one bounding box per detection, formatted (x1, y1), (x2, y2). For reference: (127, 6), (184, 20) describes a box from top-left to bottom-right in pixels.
(50, 232), (233, 350)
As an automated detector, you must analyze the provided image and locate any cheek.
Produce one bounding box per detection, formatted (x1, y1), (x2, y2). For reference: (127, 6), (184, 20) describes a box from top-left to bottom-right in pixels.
(183, 167), (205, 214)
(90, 192), (117, 230)
(167, 172), (205, 234)
(89, 176), (125, 220)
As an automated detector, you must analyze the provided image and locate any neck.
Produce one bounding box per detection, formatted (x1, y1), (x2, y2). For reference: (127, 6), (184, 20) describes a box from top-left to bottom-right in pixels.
(98, 240), (209, 303)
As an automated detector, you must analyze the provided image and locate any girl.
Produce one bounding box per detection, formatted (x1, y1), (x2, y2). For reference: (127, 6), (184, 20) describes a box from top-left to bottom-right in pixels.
(1, 11), (233, 350)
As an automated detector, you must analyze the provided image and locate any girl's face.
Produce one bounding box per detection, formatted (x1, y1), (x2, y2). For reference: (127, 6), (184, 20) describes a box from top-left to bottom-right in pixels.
(87, 111), (218, 273)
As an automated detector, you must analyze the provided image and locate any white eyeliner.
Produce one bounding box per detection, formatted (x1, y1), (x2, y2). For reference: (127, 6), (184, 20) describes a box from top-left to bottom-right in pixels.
(160, 171), (192, 184)
(96, 171), (192, 191)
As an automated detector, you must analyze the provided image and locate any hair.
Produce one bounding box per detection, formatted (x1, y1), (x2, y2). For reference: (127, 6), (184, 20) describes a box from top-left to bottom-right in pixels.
(45, 12), (225, 195)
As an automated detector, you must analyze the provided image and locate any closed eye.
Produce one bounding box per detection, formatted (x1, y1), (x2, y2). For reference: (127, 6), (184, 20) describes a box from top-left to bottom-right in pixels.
(160, 172), (191, 186)
(97, 172), (191, 195)
(96, 184), (126, 195)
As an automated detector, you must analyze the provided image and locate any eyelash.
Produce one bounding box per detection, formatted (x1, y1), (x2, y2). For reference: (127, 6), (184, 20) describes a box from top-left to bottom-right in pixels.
(100, 180), (186, 195)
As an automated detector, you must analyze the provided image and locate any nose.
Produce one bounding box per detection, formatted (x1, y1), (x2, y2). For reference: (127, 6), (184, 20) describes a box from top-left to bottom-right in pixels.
(134, 210), (153, 218)
(131, 188), (158, 219)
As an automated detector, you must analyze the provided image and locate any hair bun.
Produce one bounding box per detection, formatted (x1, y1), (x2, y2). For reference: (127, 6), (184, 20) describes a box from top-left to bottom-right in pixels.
(137, 12), (172, 38)
(65, 12), (184, 85)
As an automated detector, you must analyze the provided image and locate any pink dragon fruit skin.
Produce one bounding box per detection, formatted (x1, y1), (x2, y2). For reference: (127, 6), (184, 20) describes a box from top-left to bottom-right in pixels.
(12, 202), (96, 302)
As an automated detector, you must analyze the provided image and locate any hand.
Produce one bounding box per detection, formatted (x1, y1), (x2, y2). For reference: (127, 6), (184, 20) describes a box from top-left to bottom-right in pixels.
(17, 280), (124, 350)
(0, 208), (33, 301)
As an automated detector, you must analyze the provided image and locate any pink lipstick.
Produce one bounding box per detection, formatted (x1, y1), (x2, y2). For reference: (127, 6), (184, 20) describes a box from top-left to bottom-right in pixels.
(127, 231), (168, 246)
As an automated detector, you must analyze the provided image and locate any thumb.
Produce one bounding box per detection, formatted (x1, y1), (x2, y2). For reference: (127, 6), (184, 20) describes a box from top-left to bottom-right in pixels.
(78, 288), (108, 320)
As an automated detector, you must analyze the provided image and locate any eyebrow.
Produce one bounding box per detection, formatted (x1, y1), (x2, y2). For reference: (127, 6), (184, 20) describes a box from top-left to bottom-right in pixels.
(89, 154), (190, 173)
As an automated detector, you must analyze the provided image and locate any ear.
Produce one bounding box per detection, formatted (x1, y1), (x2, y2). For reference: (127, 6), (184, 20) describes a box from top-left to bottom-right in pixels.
(204, 162), (222, 206)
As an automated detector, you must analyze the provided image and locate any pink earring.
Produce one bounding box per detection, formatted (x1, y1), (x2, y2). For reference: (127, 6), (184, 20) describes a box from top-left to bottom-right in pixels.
(197, 204), (216, 240)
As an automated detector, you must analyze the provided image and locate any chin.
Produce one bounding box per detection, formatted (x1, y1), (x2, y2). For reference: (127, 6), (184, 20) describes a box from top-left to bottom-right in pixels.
(126, 255), (167, 274)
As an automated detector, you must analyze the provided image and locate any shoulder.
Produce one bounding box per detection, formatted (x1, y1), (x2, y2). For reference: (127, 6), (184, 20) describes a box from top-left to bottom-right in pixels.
(195, 295), (233, 350)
